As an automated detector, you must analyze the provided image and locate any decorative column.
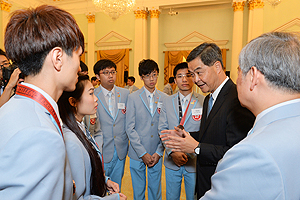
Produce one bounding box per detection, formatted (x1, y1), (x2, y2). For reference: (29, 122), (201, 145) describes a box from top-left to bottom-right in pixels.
(149, 8), (162, 89)
(149, 8), (160, 63)
(0, 0), (11, 49)
(133, 8), (148, 88)
(86, 13), (95, 76)
(247, 0), (264, 42)
(230, 1), (245, 83)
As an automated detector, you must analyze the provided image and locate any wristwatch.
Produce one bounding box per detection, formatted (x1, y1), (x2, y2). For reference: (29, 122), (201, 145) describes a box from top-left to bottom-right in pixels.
(194, 143), (201, 155)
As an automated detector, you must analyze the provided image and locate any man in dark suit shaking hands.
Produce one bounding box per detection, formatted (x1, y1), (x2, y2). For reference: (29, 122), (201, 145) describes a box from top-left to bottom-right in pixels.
(161, 43), (255, 199)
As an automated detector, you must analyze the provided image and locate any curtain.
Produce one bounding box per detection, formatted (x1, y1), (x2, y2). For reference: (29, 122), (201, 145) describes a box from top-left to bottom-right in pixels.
(97, 49), (129, 87)
(164, 49), (227, 85)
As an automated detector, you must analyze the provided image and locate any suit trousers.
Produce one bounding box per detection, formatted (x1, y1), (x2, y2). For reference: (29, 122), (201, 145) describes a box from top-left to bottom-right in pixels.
(130, 158), (162, 200)
(165, 166), (196, 200)
(104, 146), (126, 190)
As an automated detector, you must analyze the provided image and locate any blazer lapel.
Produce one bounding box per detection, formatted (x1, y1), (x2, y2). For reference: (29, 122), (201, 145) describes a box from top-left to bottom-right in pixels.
(172, 93), (180, 123)
(140, 90), (152, 115)
(96, 89), (113, 118)
(198, 79), (234, 140)
(113, 87), (121, 121)
(153, 91), (161, 117)
(184, 93), (199, 126)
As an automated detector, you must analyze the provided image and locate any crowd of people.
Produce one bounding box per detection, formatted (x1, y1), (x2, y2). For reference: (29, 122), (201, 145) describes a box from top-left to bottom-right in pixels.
(1, 4), (300, 200)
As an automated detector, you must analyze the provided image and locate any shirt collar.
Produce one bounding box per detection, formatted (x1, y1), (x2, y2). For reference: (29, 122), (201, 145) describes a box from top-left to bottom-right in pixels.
(100, 85), (115, 97)
(211, 76), (229, 102)
(178, 91), (192, 102)
(144, 86), (156, 97)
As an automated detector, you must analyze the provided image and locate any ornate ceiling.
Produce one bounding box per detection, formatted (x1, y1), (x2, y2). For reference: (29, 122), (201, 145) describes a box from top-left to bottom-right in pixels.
(7, 0), (232, 15)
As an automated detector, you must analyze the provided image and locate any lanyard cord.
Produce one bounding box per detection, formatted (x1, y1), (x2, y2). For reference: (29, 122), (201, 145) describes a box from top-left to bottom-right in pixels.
(16, 84), (63, 138)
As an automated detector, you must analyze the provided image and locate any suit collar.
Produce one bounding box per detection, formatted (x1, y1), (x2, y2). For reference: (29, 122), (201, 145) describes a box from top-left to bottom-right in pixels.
(172, 92), (199, 125)
(251, 99), (300, 135)
(199, 79), (235, 139)
(140, 87), (161, 117)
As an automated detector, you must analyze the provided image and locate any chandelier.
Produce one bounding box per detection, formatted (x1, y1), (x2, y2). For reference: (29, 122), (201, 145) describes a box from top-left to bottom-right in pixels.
(265, 0), (281, 7)
(92, 0), (136, 20)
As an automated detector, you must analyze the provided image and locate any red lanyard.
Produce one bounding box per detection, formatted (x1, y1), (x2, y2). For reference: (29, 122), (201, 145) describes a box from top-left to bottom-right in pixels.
(16, 84), (63, 138)
(179, 96), (192, 126)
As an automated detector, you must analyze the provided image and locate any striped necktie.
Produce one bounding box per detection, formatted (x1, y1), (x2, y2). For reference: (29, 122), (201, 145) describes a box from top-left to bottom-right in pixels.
(108, 91), (114, 118)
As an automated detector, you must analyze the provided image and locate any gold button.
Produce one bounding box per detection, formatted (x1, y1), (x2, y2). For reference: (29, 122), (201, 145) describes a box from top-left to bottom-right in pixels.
(151, 135), (153, 138)
(151, 123), (153, 126)
(113, 124), (115, 127)
(114, 136), (116, 138)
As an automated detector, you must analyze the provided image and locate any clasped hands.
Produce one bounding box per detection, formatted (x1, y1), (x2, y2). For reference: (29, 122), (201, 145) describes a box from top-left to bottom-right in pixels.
(141, 153), (161, 167)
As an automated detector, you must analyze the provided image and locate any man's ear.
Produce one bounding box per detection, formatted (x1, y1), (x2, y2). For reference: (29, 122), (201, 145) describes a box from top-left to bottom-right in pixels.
(50, 47), (63, 72)
(250, 66), (259, 91)
(96, 74), (100, 81)
(68, 97), (77, 107)
(214, 61), (223, 73)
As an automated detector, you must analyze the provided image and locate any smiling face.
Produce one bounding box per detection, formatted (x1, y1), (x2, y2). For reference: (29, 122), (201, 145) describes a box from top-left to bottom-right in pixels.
(188, 57), (220, 94)
(76, 80), (98, 120)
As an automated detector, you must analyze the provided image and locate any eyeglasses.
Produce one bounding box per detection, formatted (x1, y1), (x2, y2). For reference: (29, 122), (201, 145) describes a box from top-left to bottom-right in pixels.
(143, 73), (158, 80)
(176, 73), (192, 79)
(0, 62), (10, 69)
(99, 70), (117, 76)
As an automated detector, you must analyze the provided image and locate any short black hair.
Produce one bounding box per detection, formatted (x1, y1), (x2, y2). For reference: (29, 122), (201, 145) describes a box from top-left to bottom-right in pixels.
(169, 77), (175, 83)
(128, 76), (135, 83)
(186, 43), (224, 69)
(93, 59), (116, 75)
(0, 49), (7, 58)
(91, 76), (97, 81)
(138, 59), (159, 76)
(80, 61), (88, 72)
(173, 62), (188, 77)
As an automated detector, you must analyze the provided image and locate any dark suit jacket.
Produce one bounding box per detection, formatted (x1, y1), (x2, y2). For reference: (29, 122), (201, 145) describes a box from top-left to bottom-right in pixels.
(190, 79), (255, 198)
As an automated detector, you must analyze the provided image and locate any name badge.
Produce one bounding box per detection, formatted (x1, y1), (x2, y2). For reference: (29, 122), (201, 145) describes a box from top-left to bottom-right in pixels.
(118, 103), (125, 110)
(192, 108), (202, 115)
(157, 102), (163, 109)
(192, 108), (202, 121)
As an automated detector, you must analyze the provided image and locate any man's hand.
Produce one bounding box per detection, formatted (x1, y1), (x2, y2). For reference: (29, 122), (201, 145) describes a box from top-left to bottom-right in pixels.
(170, 152), (188, 167)
(161, 127), (199, 154)
(106, 179), (119, 194)
(141, 153), (154, 166)
(119, 193), (127, 200)
(6, 68), (22, 89)
(148, 153), (161, 167)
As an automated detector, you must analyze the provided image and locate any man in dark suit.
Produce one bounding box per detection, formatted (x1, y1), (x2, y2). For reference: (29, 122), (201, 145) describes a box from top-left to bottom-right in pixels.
(161, 42), (255, 199)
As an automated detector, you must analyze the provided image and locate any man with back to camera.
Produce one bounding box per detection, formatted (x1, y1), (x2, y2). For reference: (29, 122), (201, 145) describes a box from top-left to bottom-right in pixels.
(126, 59), (167, 200)
(161, 42), (255, 199)
(93, 59), (129, 190)
(124, 76), (139, 93)
(163, 76), (176, 95)
(0, 5), (84, 199)
(158, 62), (204, 200)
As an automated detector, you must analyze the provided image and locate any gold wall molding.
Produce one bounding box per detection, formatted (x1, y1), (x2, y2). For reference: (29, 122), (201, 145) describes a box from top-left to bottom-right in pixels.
(233, 1), (245, 12)
(1, 0), (11, 12)
(149, 9), (160, 18)
(248, 0), (264, 10)
(134, 10), (148, 19)
(86, 13), (95, 23)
